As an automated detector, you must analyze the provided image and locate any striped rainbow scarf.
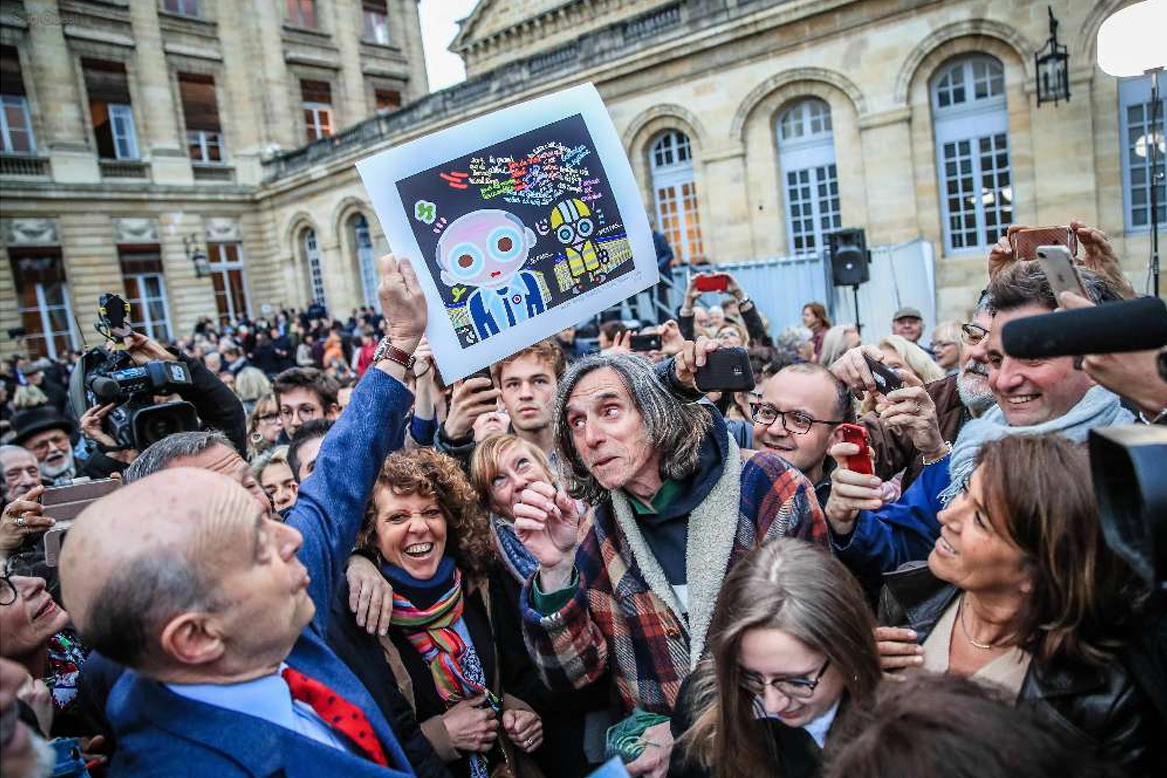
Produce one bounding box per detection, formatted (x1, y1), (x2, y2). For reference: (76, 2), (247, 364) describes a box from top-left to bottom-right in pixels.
(387, 564), (486, 703)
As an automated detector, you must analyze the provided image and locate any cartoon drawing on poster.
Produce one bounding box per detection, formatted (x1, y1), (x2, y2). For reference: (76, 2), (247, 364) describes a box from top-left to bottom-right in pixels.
(356, 83), (657, 382)
(395, 114), (636, 349)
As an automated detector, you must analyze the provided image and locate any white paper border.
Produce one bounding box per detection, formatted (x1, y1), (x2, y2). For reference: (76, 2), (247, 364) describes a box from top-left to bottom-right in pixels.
(357, 82), (658, 382)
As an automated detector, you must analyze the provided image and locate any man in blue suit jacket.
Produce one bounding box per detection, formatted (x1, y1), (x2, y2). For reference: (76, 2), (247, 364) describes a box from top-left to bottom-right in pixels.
(58, 256), (429, 777)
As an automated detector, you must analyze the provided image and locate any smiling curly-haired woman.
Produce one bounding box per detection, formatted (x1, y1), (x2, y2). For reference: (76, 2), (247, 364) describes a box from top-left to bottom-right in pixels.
(331, 448), (548, 778)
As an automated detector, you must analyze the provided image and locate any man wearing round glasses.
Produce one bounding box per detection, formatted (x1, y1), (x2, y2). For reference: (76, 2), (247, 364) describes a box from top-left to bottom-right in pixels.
(751, 363), (854, 507)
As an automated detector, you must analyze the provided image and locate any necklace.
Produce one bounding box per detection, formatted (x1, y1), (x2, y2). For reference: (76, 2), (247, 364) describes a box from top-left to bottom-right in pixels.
(958, 596), (1003, 650)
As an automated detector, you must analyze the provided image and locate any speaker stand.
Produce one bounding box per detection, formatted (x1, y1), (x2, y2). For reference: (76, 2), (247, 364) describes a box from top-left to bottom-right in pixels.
(851, 284), (863, 336)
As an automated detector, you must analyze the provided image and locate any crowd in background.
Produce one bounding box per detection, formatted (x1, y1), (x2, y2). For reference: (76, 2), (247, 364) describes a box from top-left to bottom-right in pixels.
(1, 219), (1165, 778)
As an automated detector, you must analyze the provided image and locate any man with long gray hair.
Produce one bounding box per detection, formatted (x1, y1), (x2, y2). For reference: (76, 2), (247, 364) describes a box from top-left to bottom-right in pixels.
(511, 346), (827, 777)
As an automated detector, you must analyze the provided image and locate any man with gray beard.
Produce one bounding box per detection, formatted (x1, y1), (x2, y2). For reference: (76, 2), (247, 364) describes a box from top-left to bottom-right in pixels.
(829, 296), (995, 491)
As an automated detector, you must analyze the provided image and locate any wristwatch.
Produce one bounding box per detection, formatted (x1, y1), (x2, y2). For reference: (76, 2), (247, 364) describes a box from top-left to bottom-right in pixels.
(372, 336), (415, 370)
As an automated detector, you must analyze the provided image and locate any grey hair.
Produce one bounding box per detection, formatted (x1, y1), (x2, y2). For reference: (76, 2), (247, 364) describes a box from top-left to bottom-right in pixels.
(777, 325), (813, 352)
(0, 444), (34, 461)
(123, 430), (233, 483)
(81, 549), (225, 668)
(554, 353), (712, 505)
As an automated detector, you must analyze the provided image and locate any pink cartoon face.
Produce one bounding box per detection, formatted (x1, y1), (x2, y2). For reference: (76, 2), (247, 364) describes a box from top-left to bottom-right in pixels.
(437, 209), (537, 290)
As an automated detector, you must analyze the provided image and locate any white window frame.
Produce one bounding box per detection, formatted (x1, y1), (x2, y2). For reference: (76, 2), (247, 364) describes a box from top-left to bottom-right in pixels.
(931, 56), (1012, 254)
(777, 98), (840, 255)
(0, 94), (36, 154)
(650, 130), (703, 264)
(302, 103), (332, 141)
(108, 103), (139, 160)
(124, 272), (173, 341)
(1118, 76), (1167, 233)
(351, 214), (378, 308)
(363, 9), (390, 45)
(302, 229), (327, 305)
(26, 281), (79, 360)
(187, 129), (224, 163)
(209, 243), (250, 322)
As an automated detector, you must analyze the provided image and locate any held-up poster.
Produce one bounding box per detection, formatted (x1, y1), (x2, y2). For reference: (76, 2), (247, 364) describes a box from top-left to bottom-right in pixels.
(357, 83), (658, 382)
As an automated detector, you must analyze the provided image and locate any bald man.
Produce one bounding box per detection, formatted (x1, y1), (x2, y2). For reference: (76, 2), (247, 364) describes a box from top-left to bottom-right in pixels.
(59, 256), (428, 778)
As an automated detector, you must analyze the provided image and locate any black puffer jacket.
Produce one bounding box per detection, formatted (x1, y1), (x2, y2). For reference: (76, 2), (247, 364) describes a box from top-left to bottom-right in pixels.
(878, 563), (1165, 777)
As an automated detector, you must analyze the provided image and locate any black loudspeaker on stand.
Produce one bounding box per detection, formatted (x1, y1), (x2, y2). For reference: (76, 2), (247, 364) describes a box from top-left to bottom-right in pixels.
(828, 228), (870, 335)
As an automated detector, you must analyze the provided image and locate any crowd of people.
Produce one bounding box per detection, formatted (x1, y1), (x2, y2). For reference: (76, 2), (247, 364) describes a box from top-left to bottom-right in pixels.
(1, 218), (1165, 778)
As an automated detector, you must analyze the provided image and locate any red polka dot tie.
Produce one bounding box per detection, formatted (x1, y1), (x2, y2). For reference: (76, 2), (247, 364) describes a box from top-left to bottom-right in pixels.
(282, 666), (388, 767)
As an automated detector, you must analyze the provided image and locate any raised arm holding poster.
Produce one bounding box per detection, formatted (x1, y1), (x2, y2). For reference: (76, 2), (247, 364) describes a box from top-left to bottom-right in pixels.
(357, 83), (658, 382)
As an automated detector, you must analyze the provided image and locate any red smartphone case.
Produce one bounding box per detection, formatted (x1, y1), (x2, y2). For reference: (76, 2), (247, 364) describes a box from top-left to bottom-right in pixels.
(839, 423), (874, 475)
(694, 273), (728, 293)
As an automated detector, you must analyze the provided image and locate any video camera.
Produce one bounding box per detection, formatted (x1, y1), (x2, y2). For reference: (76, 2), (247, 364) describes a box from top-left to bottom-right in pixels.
(68, 293), (199, 451)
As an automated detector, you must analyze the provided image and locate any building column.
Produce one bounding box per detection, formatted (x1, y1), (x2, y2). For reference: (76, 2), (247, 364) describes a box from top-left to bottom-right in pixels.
(334, 0), (368, 125)
(701, 146), (753, 263)
(127, 0), (192, 185)
(858, 110), (919, 244)
(23, 0), (100, 182)
(58, 213), (123, 322)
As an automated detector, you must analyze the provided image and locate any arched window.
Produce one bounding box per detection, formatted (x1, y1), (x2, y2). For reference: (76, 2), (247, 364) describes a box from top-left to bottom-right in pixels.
(776, 98), (840, 254)
(1118, 76), (1166, 232)
(300, 228), (327, 306)
(931, 55), (1013, 252)
(349, 213), (378, 307)
(650, 129), (704, 264)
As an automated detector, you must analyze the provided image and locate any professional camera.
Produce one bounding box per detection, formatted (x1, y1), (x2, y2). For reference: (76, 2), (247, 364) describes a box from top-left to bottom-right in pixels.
(67, 294), (199, 451)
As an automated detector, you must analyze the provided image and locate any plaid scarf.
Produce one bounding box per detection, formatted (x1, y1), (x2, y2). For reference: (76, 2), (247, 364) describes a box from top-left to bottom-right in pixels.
(385, 558), (487, 704)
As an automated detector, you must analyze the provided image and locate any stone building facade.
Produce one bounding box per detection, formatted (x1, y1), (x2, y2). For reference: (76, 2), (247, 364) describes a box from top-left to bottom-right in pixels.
(2, 0), (1162, 360)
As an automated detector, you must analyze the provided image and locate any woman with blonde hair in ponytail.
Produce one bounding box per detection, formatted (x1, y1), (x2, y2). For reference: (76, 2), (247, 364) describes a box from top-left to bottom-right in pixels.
(671, 538), (880, 778)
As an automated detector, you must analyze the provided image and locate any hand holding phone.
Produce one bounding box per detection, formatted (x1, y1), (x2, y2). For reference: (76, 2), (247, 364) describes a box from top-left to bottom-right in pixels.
(694, 347), (755, 392)
(629, 333), (662, 352)
(838, 424), (874, 475)
(694, 273), (729, 293)
(1010, 226), (1078, 261)
(862, 354), (904, 395)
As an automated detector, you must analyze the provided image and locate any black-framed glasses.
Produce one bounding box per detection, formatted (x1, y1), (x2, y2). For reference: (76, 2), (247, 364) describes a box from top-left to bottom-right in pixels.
(960, 322), (990, 346)
(0, 575), (16, 607)
(739, 657), (831, 699)
(750, 403), (845, 435)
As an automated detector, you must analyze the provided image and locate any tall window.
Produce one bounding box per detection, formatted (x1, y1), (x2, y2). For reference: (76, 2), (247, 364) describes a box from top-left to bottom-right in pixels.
(1, 46), (35, 154)
(83, 59), (139, 160)
(301, 229), (327, 306)
(286, 0), (317, 29)
(8, 249), (78, 359)
(931, 55), (1012, 252)
(375, 88), (401, 112)
(300, 80), (333, 141)
(178, 73), (224, 163)
(350, 214), (378, 307)
(162, 0), (201, 17)
(207, 242), (249, 325)
(1119, 76), (1166, 232)
(777, 98), (840, 254)
(119, 246), (172, 341)
(363, 0), (390, 44)
(650, 130), (704, 264)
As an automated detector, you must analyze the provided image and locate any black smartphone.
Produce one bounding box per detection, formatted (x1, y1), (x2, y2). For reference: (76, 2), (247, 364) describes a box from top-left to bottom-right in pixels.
(862, 353), (904, 394)
(630, 333), (662, 352)
(695, 347), (755, 393)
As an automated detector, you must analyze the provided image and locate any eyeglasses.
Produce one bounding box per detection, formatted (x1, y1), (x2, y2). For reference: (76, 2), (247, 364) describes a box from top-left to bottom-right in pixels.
(257, 413), (281, 425)
(750, 403), (845, 435)
(929, 339), (956, 351)
(960, 323), (990, 346)
(739, 658), (831, 699)
(0, 576), (16, 607)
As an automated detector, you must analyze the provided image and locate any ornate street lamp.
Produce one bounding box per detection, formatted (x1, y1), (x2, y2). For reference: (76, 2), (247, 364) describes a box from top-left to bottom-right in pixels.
(1035, 6), (1070, 106)
(183, 234), (211, 278)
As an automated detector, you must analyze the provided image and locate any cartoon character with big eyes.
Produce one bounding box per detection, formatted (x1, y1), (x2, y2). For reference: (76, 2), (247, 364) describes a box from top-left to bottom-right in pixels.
(437, 209), (546, 341)
(550, 198), (600, 281)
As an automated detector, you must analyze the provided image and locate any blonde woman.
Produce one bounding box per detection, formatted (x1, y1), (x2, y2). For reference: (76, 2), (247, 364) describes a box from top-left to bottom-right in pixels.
(234, 366), (272, 414)
(245, 392), (282, 459)
(877, 335), (945, 385)
(927, 320), (965, 375)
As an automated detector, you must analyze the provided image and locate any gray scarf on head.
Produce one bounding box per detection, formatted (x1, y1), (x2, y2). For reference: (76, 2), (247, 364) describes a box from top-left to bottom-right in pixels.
(939, 384), (1134, 505)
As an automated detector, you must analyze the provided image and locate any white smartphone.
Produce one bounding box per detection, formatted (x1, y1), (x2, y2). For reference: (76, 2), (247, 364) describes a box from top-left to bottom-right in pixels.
(1036, 245), (1087, 304)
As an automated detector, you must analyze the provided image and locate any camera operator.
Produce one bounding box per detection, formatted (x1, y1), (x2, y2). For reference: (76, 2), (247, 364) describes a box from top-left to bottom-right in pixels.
(74, 331), (247, 476)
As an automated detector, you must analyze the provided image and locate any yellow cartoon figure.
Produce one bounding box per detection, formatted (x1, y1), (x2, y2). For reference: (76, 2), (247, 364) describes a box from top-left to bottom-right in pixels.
(550, 198), (600, 281)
